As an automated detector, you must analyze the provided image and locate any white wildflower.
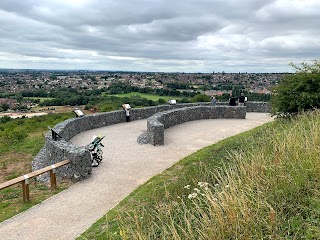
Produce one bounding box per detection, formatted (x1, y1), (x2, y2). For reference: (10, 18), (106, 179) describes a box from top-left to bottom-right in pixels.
(188, 192), (198, 199)
(198, 182), (209, 187)
(184, 185), (191, 189)
(225, 185), (230, 188)
(193, 188), (201, 193)
(198, 182), (209, 191)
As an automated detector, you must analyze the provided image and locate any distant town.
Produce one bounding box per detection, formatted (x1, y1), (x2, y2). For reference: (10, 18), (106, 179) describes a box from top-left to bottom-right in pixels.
(0, 69), (286, 115)
(0, 69), (285, 93)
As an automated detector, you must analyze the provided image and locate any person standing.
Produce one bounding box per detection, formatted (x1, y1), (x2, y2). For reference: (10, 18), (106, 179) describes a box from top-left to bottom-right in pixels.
(229, 96), (237, 106)
(238, 93), (246, 106)
(125, 108), (130, 122)
(211, 96), (217, 106)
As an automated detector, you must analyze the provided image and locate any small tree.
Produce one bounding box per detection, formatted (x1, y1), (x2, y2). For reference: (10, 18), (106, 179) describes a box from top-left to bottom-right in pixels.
(1, 103), (10, 111)
(271, 60), (320, 117)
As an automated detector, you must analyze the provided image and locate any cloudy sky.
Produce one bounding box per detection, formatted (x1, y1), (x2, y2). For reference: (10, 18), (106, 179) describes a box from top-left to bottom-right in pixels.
(0, 0), (319, 73)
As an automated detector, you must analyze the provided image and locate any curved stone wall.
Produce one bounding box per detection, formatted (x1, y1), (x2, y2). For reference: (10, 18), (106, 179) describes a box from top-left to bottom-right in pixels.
(32, 102), (270, 182)
(138, 106), (246, 146)
(32, 102), (211, 181)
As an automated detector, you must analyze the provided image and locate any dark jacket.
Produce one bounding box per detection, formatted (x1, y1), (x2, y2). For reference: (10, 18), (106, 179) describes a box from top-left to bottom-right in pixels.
(239, 95), (245, 103)
(229, 97), (236, 106)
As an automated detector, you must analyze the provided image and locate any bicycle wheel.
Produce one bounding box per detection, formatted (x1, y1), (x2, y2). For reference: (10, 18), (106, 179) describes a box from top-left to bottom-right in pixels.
(92, 158), (99, 167)
(97, 150), (103, 162)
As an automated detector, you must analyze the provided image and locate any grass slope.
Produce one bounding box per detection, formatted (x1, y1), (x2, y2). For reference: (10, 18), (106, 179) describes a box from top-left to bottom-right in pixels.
(79, 111), (320, 239)
(0, 113), (73, 222)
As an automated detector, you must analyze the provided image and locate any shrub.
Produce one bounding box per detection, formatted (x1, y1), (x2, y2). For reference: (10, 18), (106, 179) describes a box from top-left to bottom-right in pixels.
(0, 116), (12, 124)
(271, 60), (320, 117)
(157, 98), (167, 104)
(1, 103), (10, 111)
(191, 94), (211, 103)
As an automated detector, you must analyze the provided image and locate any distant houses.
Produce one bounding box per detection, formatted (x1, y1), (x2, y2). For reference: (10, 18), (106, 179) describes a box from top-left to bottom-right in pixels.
(0, 70), (284, 100)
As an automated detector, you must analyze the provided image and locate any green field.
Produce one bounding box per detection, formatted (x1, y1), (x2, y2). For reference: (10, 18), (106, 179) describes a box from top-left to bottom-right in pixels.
(26, 97), (54, 103)
(107, 92), (183, 101)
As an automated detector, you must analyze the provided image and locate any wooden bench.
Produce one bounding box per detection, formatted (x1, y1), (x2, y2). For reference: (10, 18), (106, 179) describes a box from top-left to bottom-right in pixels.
(0, 159), (71, 202)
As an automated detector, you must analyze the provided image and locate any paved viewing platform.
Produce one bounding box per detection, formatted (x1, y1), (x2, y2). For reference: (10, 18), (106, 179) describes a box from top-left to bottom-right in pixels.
(0, 113), (273, 240)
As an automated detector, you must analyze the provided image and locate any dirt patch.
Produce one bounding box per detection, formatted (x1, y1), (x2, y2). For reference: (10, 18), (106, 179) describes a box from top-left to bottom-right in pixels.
(0, 112), (48, 119)
(34, 105), (89, 114)
(0, 152), (33, 183)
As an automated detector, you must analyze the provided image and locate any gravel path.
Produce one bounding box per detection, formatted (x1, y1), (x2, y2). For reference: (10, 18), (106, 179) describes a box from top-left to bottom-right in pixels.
(0, 113), (273, 240)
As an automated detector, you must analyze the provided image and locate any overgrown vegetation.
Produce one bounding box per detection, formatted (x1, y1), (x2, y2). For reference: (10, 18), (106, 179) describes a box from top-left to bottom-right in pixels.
(80, 110), (320, 239)
(0, 113), (73, 222)
(272, 60), (320, 117)
(0, 113), (72, 154)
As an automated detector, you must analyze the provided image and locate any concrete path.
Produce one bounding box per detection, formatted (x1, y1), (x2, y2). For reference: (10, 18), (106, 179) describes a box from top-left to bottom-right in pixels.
(0, 113), (273, 240)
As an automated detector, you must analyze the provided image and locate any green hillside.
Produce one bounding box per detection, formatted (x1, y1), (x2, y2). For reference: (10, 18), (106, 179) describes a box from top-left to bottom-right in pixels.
(80, 110), (320, 239)
(0, 113), (73, 222)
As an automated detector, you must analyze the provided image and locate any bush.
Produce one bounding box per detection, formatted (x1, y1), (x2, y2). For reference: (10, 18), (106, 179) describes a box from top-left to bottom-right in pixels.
(0, 116), (12, 124)
(191, 94), (211, 103)
(271, 60), (320, 117)
(1, 103), (10, 111)
(157, 98), (167, 104)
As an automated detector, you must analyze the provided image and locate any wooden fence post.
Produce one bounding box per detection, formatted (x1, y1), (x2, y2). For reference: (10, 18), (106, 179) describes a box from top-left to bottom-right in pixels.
(22, 175), (30, 203)
(50, 165), (57, 191)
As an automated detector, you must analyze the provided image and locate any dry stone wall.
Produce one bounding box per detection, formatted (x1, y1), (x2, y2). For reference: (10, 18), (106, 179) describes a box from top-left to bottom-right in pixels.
(32, 103), (210, 182)
(32, 102), (270, 182)
(138, 106), (246, 146)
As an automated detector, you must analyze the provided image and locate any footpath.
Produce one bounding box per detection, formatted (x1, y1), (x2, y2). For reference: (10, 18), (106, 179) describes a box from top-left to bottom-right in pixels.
(0, 113), (273, 240)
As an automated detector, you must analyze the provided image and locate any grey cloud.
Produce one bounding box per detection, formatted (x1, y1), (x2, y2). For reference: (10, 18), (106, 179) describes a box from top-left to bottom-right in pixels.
(0, 0), (319, 72)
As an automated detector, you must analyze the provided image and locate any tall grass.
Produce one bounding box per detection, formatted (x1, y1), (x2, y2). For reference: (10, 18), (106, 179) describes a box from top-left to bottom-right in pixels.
(81, 110), (320, 239)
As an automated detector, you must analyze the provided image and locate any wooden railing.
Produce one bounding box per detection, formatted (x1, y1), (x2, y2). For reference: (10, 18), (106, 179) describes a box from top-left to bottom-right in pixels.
(0, 160), (71, 203)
